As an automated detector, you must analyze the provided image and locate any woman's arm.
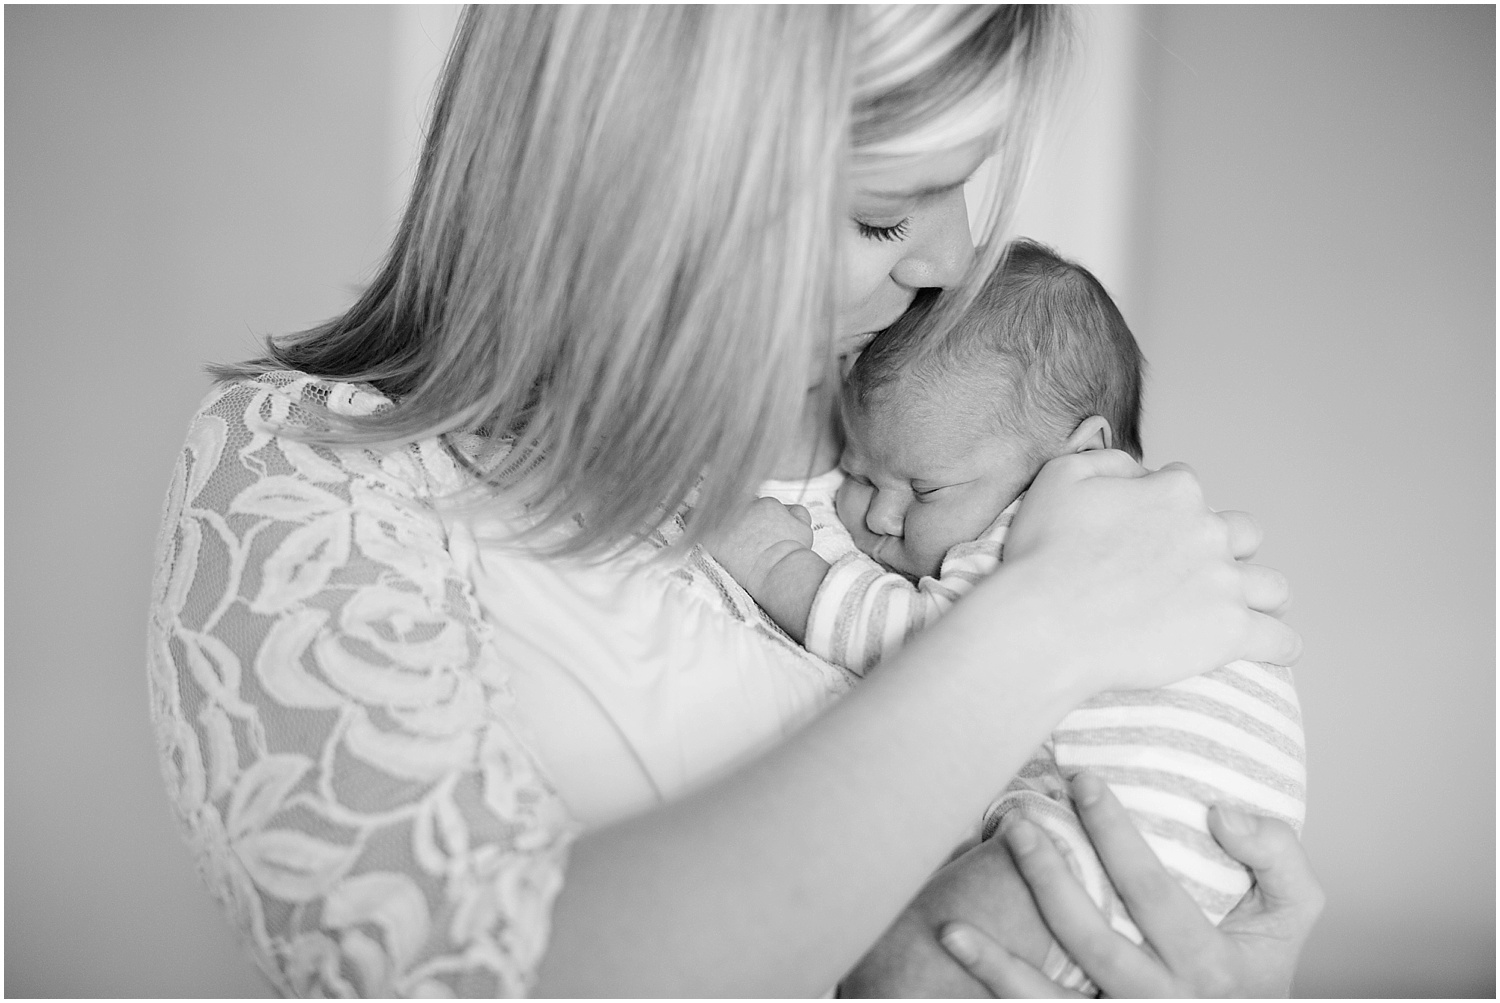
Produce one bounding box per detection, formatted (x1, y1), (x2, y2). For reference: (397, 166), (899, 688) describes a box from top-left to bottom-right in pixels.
(532, 451), (1302, 997)
(536, 582), (1082, 996)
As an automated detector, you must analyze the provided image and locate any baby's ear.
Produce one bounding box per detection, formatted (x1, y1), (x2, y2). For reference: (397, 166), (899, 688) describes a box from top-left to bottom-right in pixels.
(1065, 415), (1113, 453)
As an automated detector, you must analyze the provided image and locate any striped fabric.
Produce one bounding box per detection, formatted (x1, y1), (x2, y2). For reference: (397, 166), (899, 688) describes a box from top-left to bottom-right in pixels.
(803, 501), (1018, 675)
(982, 660), (1306, 994)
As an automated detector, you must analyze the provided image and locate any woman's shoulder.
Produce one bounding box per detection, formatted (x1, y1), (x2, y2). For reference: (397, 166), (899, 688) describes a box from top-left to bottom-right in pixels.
(205, 368), (394, 415)
(152, 369), (576, 997)
(184, 370), (476, 504)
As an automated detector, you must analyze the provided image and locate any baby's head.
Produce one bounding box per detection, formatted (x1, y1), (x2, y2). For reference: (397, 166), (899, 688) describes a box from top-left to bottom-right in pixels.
(836, 238), (1144, 579)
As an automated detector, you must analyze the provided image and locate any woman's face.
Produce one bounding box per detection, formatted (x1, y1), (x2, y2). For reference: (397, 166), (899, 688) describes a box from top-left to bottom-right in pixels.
(833, 135), (994, 362)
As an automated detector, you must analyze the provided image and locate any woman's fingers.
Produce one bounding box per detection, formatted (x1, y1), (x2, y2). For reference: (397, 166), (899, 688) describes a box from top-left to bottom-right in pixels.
(1064, 774), (1217, 973)
(938, 923), (1083, 999)
(1209, 807), (1326, 934)
(1203, 807), (1323, 996)
(1242, 610), (1304, 666)
(1152, 459), (1198, 477)
(999, 818), (1167, 996)
(1240, 561), (1291, 615)
(1006, 449), (1301, 689)
(1216, 509), (1263, 560)
(1037, 447), (1149, 487)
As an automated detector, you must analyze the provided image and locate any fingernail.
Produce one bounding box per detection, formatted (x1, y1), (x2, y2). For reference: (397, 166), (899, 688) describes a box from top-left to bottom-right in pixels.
(1213, 804), (1255, 836)
(1003, 818), (1038, 855)
(1070, 771), (1103, 807)
(940, 924), (979, 965)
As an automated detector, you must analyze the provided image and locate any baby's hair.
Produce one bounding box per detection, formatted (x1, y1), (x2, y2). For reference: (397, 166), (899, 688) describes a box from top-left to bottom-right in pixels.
(847, 238), (1145, 461)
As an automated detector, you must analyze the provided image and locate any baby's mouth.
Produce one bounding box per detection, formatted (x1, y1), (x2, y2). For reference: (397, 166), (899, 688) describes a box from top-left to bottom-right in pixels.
(869, 537), (916, 581)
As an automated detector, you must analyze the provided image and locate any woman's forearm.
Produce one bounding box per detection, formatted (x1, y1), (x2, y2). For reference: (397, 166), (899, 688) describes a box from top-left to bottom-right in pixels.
(532, 578), (1080, 997)
(535, 453), (1300, 996)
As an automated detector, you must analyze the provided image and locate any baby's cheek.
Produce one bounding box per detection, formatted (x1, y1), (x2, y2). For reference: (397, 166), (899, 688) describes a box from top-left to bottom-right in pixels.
(903, 514), (959, 580)
(835, 482), (880, 553)
(834, 481), (865, 530)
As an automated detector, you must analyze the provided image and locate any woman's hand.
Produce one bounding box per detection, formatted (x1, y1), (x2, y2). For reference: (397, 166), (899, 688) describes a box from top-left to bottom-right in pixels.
(937, 776), (1325, 998)
(996, 450), (1301, 698)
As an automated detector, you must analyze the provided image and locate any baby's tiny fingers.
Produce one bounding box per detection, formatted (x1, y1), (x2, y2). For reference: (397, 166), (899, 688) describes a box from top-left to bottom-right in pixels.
(787, 504), (812, 526)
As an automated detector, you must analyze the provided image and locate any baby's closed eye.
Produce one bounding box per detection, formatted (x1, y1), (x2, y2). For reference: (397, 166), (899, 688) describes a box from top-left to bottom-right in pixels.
(912, 478), (973, 500)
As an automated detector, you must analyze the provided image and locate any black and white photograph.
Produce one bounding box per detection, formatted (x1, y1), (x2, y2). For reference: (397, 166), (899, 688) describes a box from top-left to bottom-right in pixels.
(7, 5), (1494, 997)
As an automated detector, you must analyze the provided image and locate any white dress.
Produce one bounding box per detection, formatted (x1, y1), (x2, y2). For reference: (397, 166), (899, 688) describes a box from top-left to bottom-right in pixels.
(147, 372), (853, 997)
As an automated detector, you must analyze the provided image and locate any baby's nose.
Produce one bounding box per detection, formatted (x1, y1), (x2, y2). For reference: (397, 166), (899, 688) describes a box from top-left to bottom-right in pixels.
(865, 494), (905, 537)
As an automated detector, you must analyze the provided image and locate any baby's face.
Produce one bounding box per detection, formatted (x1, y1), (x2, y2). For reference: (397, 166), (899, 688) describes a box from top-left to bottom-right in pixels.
(835, 389), (1040, 580)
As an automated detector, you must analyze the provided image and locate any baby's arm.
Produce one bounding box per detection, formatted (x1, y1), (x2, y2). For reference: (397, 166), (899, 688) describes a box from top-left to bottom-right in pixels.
(705, 497), (831, 642)
(709, 496), (1010, 670)
(839, 832), (1056, 997)
(804, 520), (1006, 675)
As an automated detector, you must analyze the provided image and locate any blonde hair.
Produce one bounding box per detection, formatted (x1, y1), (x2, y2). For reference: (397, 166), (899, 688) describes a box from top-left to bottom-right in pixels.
(217, 5), (1068, 558)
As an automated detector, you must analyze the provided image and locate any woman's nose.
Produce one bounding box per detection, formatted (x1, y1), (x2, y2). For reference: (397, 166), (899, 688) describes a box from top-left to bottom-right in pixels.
(865, 490), (906, 537)
(889, 188), (975, 291)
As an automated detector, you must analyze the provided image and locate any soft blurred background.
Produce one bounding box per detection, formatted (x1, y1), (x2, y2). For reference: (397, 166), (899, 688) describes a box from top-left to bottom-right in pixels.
(6, 6), (1493, 997)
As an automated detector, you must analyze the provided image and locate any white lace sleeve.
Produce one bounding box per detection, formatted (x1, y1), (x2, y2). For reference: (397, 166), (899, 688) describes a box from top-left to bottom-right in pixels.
(147, 373), (577, 998)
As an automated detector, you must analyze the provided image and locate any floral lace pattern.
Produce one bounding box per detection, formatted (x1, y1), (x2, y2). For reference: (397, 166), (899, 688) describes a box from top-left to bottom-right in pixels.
(147, 373), (578, 997)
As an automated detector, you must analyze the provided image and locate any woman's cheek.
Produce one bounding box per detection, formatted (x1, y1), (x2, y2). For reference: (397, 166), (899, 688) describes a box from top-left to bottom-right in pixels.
(834, 234), (900, 343)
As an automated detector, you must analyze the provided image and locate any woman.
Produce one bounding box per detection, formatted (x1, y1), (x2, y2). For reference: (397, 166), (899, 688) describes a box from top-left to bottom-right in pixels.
(148, 6), (1317, 997)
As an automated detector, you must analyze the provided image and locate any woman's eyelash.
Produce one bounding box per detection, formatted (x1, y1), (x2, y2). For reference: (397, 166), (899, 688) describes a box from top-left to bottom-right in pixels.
(856, 218), (911, 242)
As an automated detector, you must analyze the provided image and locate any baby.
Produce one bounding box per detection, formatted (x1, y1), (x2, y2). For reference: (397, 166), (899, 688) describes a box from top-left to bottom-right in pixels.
(710, 239), (1307, 994)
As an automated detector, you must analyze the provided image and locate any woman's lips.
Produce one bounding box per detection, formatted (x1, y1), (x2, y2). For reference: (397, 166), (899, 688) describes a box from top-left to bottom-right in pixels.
(839, 288), (918, 359)
(838, 335), (877, 379)
(838, 332), (877, 359)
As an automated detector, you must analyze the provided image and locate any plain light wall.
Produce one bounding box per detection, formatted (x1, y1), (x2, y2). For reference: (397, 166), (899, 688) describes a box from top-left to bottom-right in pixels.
(1009, 4), (1145, 317)
(1126, 7), (1494, 997)
(5, 7), (397, 996)
(5, 6), (1493, 998)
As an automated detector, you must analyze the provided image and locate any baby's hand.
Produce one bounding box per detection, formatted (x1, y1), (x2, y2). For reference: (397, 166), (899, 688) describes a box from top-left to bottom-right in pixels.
(706, 497), (815, 597)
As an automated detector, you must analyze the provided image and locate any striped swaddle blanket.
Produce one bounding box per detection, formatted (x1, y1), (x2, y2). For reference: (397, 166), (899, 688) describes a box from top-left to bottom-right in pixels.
(982, 658), (1307, 995)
